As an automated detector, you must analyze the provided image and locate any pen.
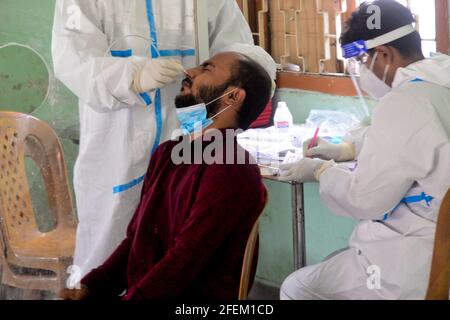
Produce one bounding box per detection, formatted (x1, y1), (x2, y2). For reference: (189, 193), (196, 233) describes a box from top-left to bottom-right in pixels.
(308, 127), (320, 150)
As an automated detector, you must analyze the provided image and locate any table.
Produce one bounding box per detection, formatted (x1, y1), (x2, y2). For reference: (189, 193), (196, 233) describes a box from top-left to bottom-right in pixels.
(261, 174), (306, 270)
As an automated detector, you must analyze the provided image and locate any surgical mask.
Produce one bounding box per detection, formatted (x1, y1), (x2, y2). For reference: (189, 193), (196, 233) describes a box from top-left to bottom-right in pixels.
(359, 52), (392, 100)
(176, 88), (238, 134)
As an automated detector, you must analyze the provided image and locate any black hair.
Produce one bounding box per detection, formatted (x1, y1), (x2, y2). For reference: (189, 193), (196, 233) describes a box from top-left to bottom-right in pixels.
(177, 54), (272, 130)
(227, 56), (272, 130)
(340, 0), (423, 58)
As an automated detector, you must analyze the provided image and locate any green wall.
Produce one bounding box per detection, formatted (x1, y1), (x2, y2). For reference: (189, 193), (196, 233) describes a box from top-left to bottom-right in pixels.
(0, 0), (79, 226)
(0, 0), (79, 130)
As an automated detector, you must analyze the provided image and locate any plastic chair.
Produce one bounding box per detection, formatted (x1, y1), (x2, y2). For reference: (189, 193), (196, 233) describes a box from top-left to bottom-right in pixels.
(426, 188), (450, 300)
(0, 112), (76, 295)
(238, 194), (268, 300)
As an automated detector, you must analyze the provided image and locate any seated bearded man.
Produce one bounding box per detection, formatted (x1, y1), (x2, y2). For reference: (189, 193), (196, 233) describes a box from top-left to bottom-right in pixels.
(60, 50), (274, 300)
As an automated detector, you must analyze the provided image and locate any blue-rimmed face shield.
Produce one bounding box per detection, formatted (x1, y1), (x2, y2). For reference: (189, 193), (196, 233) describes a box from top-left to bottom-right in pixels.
(341, 24), (417, 75)
(347, 52), (371, 76)
(342, 39), (375, 77)
(342, 40), (369, 60)
(340, 24), (417, 123)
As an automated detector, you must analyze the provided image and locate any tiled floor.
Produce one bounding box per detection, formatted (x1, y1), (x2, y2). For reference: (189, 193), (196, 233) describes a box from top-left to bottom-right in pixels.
(0, 278), (280, 300)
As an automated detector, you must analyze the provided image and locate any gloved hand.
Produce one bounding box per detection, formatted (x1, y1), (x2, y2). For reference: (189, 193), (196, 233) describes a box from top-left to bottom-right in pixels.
(303, 137), (356, 162)
(279, 158), (333, 183)
(133, 59), (184, 93)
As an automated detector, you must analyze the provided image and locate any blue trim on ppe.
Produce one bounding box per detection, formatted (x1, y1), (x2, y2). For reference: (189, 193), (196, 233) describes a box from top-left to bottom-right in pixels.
(151, 45), (159, 58)
(342, 40), (368, 59)
(111, 49), (133, 57)
(112, 1), (161, 195)
(113, 174), (145, 194)
(110, 49), (152, 106)
(139, 93), (152, 106)
(152, 89), (163, 155)
(410, 78), (424, 83)
(113, 1), (197, 195)
(145, 0), (163, 157)
(146, 0), (159, 58)
(378, 192), (434, 221)
(159, 49), (196, 57)
(402, 192), (434, 206)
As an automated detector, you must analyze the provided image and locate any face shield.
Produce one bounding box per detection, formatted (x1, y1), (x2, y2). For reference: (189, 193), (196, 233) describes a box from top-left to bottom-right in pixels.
(341, 24), (417, 122)
(342, 24), (417, 65)
(346, 52), (369, 77)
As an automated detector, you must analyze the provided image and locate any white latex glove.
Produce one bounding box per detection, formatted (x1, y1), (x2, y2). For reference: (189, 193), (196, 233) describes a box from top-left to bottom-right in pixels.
(303, 137), (356, 162)
(279, 158), (333, 183)
(133, 59), (184, 93)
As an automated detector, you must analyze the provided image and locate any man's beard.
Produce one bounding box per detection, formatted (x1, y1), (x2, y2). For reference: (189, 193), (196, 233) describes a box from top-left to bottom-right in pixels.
(175, 82), (231, 118)
(174, 93), (198, 109)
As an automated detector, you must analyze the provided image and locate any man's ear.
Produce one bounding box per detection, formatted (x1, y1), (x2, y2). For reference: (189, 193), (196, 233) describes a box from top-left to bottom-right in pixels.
(377, 45), (394, 65)
(377, 46), (401, 86)
(225, 88), (246, 106)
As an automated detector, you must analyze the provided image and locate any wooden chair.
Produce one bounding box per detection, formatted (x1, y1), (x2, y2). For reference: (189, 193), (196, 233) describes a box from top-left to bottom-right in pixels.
(0, 112), (76, 296)
(238, 193), (268, 300)
(426, 188), (450, 300)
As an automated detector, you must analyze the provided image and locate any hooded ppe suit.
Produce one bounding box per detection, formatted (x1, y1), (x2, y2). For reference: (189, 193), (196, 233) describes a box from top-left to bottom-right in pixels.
(52, 0), (258, 277)
(281, 54), (450, 300)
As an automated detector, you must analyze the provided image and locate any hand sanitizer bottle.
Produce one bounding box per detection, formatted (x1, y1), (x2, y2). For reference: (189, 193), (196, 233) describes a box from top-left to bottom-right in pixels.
(274, 101), (294, 131)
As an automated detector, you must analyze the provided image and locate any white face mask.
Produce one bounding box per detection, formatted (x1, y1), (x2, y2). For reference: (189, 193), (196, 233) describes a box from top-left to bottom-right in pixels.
(359, 52), (392, 100)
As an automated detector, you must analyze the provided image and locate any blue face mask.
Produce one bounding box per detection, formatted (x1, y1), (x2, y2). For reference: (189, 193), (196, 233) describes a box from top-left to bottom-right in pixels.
(176, 88), (239, 134)
(176, 103), (214, 134)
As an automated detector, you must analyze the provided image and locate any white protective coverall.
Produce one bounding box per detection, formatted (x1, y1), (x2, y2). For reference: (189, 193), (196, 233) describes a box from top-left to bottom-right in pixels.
(281, 54), (450, 300)
(52, 0), (256, 277)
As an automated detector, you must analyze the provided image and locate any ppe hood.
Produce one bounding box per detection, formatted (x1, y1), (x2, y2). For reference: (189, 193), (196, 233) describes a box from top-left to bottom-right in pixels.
(393, 54), (450, 89)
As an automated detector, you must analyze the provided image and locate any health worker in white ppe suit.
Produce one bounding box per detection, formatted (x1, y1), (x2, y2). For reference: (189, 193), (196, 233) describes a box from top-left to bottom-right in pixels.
(52, 0), (276, 278)
(279, 0), (450, 300)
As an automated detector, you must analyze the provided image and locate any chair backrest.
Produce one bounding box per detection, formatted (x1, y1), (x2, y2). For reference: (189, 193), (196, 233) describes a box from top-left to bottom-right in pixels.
(0, 112), (75, 244)
(238, 188), (268, 300)
(426, 188), (450, 300)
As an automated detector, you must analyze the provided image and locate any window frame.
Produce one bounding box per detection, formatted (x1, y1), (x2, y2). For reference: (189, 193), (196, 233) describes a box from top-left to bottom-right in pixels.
(275, 0), (449, 95)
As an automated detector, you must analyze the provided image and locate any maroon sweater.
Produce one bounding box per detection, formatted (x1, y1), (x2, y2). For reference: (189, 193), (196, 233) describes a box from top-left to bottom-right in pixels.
(81, 129), (267, 300)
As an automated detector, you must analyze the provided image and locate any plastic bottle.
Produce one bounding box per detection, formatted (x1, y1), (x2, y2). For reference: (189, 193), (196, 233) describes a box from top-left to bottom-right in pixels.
(274, 101), (294, 131)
